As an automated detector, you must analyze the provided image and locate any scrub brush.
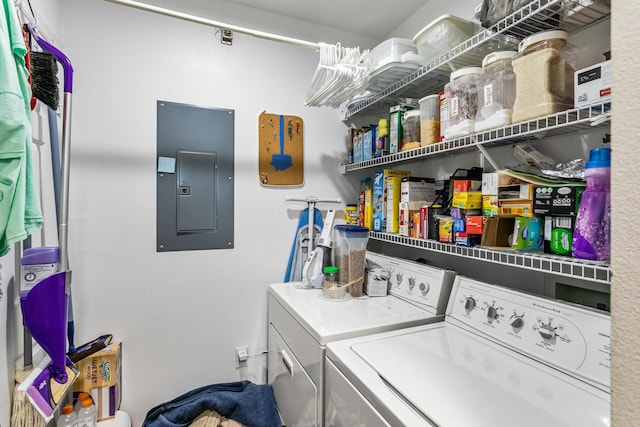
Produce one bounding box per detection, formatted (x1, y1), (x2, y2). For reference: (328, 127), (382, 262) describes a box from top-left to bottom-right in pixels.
(29, 50), (59, 110)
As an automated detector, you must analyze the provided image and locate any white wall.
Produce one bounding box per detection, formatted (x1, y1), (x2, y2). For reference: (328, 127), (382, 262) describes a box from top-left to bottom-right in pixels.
(46, 0), (363, 424)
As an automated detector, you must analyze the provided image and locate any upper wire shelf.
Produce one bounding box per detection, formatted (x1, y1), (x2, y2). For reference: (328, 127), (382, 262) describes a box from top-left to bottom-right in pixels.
(344, 0), (611, 120)
(344, 101), (611, 172)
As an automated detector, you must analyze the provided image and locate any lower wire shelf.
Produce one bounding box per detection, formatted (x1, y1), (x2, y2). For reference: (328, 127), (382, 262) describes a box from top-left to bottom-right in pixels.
(369, 231), (611, 285)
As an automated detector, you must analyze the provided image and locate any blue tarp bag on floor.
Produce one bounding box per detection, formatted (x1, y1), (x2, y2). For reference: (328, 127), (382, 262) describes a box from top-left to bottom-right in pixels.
(142, 380), (281, 427)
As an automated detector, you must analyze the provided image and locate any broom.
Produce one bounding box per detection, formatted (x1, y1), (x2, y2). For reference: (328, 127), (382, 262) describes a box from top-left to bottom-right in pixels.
(30, 50), (59, 110)
(11, 333), (45, 427)
(10, 22), (61, 426)
(24, 23), (60, 110)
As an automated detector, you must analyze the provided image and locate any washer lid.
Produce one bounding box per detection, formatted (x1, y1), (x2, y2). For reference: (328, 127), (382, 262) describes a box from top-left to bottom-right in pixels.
(331, 324), (610, 427)
(269, 282), (437, 345)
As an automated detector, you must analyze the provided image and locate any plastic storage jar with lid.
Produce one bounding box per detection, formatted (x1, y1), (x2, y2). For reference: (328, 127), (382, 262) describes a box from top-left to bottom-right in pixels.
(475, 50), (517, 132)
(401, 110), (421, 150)
(419, 94), (440, 144)
(511, 30), (576, 123)
(444, 66), (483, 139)
(334, 225), (369, 297)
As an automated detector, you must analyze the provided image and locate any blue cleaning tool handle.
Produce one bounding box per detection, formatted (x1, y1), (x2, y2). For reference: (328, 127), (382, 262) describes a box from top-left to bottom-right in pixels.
(280, 115), (285, 154)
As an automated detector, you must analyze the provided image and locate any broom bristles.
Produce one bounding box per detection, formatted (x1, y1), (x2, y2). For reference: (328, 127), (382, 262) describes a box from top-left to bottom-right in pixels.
(30, 51), (59, 110)
(11, 368), (46, 427)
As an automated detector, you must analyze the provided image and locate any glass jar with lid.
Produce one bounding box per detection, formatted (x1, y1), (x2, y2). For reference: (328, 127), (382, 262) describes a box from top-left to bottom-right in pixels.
(475, 50), (517, 132)
(444, 66), (483, 139)
(511, 30), (577, 123)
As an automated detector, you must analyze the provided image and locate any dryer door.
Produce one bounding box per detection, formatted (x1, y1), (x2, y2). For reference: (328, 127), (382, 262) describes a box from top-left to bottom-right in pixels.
(268, 324), (318, 426)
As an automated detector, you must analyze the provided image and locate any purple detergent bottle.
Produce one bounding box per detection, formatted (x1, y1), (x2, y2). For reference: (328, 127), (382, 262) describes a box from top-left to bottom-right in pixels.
(572, 147), (611, 261)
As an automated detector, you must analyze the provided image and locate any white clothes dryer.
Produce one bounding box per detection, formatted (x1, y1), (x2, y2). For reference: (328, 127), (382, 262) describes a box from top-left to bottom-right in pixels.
(325, 276), (611, 427)
(267, 252), (456, 427)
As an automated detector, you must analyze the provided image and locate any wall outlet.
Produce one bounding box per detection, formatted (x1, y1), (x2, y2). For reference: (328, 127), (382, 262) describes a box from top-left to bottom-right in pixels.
(235, 346), (248, 368)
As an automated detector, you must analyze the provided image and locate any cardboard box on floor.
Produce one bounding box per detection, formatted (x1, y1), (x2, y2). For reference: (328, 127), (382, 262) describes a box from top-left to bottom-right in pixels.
(73, 341), (121, 421)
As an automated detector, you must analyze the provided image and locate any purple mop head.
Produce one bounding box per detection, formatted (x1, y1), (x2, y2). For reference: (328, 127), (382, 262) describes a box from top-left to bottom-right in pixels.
(20, 271), (77, 417)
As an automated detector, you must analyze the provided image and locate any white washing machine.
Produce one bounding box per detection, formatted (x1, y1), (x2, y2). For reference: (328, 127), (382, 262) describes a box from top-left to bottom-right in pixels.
(267, 252), (456, 427)
(325, 275), (611, 427)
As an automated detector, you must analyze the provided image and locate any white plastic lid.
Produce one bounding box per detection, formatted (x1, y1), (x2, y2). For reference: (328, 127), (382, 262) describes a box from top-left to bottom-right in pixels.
(482, 50), (517, 68)
(518, 30), (568, 52)
(403, 110), (421, 119)
(419, 94), (440, 104)
(412, 14), (473, 43)
(450, 66), (483, 81)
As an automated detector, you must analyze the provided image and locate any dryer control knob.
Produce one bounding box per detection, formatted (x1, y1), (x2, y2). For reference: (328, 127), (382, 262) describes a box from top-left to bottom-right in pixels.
(464, 297), (476, 310)
(510, 317), (524, 329)
(538, 324), (556, 340)
(419, 282), (430, 296)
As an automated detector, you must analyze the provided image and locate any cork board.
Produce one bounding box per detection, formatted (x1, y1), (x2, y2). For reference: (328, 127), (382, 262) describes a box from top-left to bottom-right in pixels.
(258, 112), (304, 186)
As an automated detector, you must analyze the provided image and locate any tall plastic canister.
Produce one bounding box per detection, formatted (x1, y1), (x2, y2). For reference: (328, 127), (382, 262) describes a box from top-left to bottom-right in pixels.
(419, 94), (440, 145)
(444, 66), (483, 139)
(20, 247), (60, 297)
(572, 148), (611, 261)
(334, 225), (370, 297)
(511, 30), (576, 123)
(475, 50), (517, 132)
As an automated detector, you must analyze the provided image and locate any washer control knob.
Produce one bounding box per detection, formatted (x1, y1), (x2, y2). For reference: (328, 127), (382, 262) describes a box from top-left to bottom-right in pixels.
(408, 277), (416, 290)
(486, 306), (497, 320)
(419, 282), (430, 296)
(538, 323), (557, 340)
(464, 297), (476, 311)
(510, 316), (524, 329)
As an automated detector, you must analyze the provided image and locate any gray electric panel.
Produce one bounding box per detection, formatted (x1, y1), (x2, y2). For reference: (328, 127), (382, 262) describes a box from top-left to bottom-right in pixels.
(156, 101), (234, 252)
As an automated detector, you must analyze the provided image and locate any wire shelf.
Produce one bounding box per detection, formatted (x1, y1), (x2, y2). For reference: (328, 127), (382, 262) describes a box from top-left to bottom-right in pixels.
(344, 0), (610, 119)
(370, 232), (611, 284)
(344, 101), (610, 172)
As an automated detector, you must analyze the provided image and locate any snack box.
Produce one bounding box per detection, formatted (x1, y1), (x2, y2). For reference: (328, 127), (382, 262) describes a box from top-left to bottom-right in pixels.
(372, 169), (411, 231)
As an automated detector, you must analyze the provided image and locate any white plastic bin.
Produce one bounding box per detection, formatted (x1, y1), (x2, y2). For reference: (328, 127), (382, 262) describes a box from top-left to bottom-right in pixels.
(412, 15), (476, 64)
(370, 38), (418, 71)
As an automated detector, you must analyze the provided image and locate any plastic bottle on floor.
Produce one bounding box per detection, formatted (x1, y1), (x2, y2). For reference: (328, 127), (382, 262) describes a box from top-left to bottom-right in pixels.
(77, 398), (98, 427)
(57, 405), (77, 427)
(74, 392), (91, 412)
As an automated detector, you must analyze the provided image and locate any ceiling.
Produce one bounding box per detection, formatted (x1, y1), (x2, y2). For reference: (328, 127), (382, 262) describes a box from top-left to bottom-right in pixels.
(224, 0), (429, 39)
(133, 0), (430, 41)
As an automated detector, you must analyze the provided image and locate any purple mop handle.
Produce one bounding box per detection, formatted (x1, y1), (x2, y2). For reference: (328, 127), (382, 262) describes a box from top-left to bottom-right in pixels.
(26, 23), (73, 93)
